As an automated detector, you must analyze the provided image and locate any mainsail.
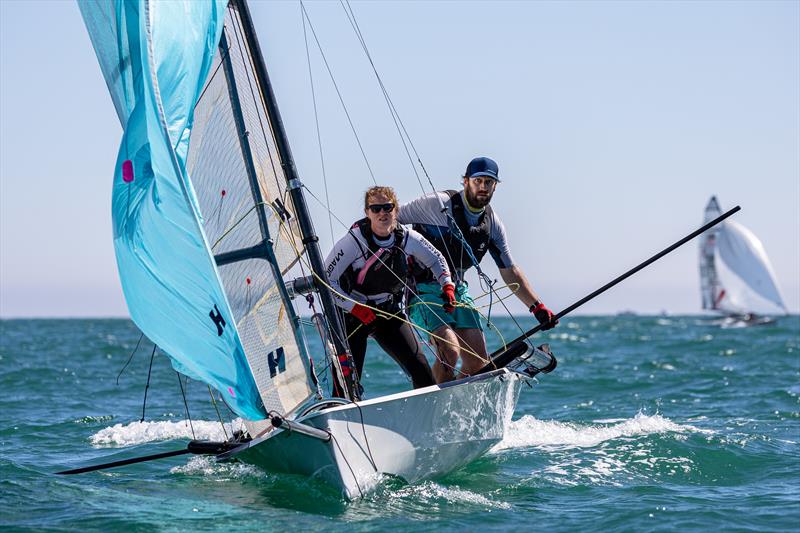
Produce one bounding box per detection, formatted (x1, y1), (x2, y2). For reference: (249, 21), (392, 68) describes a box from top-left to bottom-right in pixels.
(699, 196), (786, 314)
(79, 0), (345, 422)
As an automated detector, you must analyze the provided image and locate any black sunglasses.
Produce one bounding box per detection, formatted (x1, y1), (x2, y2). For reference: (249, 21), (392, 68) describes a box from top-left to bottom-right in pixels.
(368, 203), (395, 214)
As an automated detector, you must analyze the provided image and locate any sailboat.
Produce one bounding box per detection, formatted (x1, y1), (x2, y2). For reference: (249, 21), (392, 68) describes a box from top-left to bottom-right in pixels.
(699, 196), (787, 326)
(76, 0), (555, 498)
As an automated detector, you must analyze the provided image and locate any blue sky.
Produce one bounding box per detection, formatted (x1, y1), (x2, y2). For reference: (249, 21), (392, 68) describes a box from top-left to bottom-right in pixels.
(1, 0), (798, 317)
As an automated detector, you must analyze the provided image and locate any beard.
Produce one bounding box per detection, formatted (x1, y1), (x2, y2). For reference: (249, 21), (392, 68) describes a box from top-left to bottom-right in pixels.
(465, 186), (494, 209)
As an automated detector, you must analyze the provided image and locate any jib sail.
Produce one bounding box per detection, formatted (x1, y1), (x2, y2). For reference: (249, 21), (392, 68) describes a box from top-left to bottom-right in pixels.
(80, 0), (317, 421)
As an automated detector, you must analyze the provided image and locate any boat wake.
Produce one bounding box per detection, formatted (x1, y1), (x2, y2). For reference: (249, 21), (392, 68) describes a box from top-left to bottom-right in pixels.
(90, 418), (245, 447)
(169, 455), (264, 478)
(490, 412), (718, 487)
(493, 412), (711, 452)
(386, 481), (511, 510)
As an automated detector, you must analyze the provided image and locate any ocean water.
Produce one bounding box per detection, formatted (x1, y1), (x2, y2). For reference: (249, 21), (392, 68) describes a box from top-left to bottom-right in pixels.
(1, 316), (798, 531)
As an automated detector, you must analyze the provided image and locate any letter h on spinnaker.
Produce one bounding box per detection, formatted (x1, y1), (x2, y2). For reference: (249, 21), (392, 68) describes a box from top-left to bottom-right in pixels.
(268, 347), (286, 378)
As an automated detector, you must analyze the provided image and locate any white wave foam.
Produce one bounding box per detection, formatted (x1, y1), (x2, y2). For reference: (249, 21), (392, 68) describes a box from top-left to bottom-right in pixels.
(90, 418), (244, 447)
(169, 455), (264, 478)
(393, 481), (511, 510)
(493, 412), (710, 452)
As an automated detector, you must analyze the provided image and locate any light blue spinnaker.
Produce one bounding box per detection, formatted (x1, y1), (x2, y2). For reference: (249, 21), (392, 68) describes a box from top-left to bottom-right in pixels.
(80, 0), (266, 420)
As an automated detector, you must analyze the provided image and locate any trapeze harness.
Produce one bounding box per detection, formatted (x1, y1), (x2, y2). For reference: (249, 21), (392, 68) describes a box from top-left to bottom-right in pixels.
(338, 218), (435, 389)
(412, 190), (493, 283)
(339, 218), (410, 312)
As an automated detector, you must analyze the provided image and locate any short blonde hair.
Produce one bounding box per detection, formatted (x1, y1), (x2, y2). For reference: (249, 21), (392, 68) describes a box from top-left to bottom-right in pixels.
(364, 186), (398, 211)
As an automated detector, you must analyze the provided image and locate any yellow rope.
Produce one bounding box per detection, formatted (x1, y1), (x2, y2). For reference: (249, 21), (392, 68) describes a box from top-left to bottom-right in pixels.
(471, 282), (520, 304)
(404, 299), (509, 353)
(265, 205), (493, 366)
(211, 201), (268, 251)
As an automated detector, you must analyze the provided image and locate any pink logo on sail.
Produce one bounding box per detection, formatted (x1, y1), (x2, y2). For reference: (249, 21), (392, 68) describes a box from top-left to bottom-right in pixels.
(228, 387), (236, 398)
(122, 160), (134, 183)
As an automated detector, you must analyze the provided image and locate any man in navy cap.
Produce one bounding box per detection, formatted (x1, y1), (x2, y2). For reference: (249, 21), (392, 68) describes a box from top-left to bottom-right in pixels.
(397, 156), (557, 383)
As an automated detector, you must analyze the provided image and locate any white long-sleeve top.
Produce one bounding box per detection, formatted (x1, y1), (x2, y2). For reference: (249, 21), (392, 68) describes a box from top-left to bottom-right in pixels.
(324, 223), (452, 312)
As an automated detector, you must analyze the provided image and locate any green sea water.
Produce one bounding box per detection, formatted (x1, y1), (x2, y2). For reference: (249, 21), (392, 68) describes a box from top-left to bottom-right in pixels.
(1, 316), (798, 531)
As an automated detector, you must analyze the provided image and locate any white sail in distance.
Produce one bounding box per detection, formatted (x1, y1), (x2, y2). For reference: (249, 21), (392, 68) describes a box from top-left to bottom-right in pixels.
(699, 196), (786, 314)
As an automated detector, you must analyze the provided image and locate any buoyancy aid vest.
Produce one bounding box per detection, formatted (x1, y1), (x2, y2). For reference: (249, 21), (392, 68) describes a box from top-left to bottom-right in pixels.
(340, 218), (409, 303)
(412, 190), (493, 281)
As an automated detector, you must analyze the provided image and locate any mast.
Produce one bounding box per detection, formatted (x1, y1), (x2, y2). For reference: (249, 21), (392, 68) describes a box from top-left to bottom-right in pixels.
(232, 0), (359, 400)
(215, 28), (313, 394)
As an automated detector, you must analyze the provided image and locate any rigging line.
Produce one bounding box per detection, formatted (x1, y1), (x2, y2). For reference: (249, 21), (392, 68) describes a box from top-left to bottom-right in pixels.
(193, 37), (232, 112)
(275, 225), (482, 371)
(345, 1), (468, 278)
(211, 200), (268, 250)
(176, 371), (196, 440)
(116, 332), (144, 385)
(339, 0), (427, 192)
(403, 299), (509, 352)
(411, 322), (466, 379)
(295, 250), (489, 364)
(208, 385), (230, 441)
(339, 2), (469, 318)
(302, 4), (335, 244)
(278, 181), (472, 373)
(268, 200), (489, 364)
(294, 186), (455, 322)
(345, 314), (464, 376)
(341, 0), (443, 200)
(471, 282), (520, 302)
(297, 309), (325, 399)
(476, 274), (530, 348)
(296, 187), (484, 361)
(262, 210), (353, 380)
(300, 1), (377, 184)
(140, 345), (157, 423)
(302, 307), (337, 385)
(330, 433), (364, 498)
(340, 1), (526, 340)
(226, 6), (285, 195)
(350, 399), (378, 472)
(438, 199), (530, 342)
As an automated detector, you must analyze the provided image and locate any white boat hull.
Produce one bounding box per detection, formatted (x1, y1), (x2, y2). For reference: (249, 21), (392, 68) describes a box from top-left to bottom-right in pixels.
(223, 368), (525, 498)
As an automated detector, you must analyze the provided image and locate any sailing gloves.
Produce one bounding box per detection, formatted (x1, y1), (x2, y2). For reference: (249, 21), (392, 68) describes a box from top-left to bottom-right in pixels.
(441, 283), (457, 314)
(351, 303), (377, 325)
(530, 302), (558, 330)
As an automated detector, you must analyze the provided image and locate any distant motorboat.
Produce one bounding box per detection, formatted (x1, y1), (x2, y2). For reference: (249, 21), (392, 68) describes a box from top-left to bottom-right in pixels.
(699, 196), (786, 325)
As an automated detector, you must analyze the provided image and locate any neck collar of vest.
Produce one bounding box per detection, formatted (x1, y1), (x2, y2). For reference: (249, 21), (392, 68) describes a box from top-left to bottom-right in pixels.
(355, 218), (405, 251)
(461, 189), (486, 215)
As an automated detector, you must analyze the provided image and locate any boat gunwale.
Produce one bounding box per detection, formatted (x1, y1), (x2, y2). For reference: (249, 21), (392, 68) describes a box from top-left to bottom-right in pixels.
(300, 367), (514, 417)
(221, 367), (522, 457)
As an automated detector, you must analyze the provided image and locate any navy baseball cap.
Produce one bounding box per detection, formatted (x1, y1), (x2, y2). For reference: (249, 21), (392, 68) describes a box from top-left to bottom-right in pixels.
(465, 157), (500, 182)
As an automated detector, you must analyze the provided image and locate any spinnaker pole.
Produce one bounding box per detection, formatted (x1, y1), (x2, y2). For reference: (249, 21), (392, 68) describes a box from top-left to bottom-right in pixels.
(232, 0), (359, 400)
(476, 205), (742, 375)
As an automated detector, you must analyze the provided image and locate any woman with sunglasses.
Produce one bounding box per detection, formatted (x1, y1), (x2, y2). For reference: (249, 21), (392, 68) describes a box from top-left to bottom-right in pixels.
(324, 186), (456, 389)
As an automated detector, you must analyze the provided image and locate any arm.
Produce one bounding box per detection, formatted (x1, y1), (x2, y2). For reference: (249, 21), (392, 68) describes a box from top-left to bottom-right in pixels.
(491, 214), (557, 328)
(499, 265), (542, 308)
(324, 232), (365, 313)
(405, 228), (453, 287)
(397, 192), (448, 226)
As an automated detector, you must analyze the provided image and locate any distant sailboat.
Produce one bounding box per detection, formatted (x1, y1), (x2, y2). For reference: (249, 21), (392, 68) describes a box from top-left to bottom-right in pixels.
(699, 196), (786, 325)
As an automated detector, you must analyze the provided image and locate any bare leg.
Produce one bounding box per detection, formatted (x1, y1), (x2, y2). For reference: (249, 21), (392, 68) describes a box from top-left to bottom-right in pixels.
(430, 325), (461, 383)
(455, 328), (488, 375)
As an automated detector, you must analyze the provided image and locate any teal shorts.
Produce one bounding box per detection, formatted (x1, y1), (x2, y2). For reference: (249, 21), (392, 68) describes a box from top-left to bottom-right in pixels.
(408, 281), (482, 333)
